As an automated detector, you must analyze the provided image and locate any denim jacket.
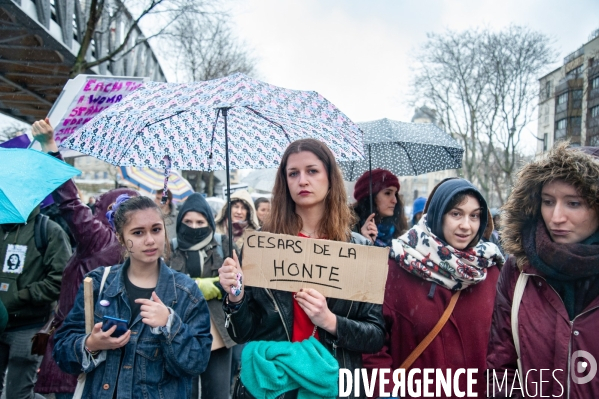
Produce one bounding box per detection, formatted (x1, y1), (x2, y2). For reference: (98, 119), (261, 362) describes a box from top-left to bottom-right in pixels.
(53, 259), (212, 399)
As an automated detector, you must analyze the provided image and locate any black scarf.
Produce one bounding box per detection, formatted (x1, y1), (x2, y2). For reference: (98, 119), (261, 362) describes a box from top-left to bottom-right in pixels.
(523, 219), (599, 319)
(177, 225), (212, 278)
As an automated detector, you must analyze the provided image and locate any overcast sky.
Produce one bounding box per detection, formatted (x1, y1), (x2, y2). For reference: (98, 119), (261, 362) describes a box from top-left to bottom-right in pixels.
(4, 0), (599, 154)
(224, 0), (599, 152)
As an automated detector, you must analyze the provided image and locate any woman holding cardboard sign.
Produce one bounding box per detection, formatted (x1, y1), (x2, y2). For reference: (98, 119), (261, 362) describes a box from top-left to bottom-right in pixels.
(219, 138), (385, 399)
(362, 178), (504, 398)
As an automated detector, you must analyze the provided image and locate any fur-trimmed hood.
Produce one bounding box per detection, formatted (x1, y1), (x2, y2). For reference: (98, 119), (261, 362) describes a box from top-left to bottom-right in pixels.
(215, 189), (260, 230)
(502, 142), (599, 268)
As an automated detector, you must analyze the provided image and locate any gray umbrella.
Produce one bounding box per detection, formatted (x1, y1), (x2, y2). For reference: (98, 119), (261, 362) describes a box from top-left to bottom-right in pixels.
(339, 118), (463, 180)
(338, 118), (464, 212)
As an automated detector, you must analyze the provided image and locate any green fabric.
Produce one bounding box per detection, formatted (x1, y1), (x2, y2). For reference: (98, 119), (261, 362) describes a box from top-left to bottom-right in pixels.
(0, 300), (7, 334)
(240, 336), (339, 399)
(195, 276), (222, 300)
(0, 206), (71, 329)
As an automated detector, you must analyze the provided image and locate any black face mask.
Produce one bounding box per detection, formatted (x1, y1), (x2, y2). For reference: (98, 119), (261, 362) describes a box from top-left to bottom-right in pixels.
(177, 224), (212, 249)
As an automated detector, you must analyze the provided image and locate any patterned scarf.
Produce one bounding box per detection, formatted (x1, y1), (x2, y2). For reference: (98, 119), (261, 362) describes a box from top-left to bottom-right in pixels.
(391, 216), (504, 291)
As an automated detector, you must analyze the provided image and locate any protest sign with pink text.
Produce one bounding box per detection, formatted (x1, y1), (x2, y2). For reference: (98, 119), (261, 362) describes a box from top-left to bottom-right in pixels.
(48, 75), (147, 146)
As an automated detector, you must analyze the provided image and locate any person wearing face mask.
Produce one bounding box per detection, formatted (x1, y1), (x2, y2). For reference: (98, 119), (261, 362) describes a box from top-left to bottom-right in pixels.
(487, 143), (599, 399)
(168, 193), (239, 399)
(352, 169), (408, 247)
(363, 178), (504, 398)
(215, 190), (260, 249)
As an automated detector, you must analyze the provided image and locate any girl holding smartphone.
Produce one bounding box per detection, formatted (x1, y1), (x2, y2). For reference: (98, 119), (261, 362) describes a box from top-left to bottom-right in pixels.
(53, 195), (212, 399)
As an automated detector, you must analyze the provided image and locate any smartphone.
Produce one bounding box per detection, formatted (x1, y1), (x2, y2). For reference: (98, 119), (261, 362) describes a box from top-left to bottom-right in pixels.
(101, 316), (129, 338)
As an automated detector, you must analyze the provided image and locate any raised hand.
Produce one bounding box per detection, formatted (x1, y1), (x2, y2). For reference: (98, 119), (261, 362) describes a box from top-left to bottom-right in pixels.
(31, 118), (58, 153)
(135, 292), (170, 328)
(219, 251), (244, 302)
(360, 213), (378, 243)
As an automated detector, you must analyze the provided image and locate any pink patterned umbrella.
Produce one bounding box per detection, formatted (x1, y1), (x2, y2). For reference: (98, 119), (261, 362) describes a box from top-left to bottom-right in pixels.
(63, 73), (364, 170)
(64, 73), (364, 254)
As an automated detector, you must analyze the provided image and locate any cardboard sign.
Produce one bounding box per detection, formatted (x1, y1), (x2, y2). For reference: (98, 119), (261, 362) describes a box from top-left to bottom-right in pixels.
(242, 231), (390, 304)
(48, 74), (147, 146)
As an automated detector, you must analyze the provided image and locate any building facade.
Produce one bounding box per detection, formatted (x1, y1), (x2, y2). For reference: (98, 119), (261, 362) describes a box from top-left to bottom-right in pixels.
(537, 28), (599, 153)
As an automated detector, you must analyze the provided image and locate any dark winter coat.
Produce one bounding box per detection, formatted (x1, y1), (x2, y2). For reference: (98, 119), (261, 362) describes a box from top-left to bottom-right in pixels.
(362, 259), (500, 398)
(487, 257), (599, 399)
(169, 238), (238, 349)
(36, 151), (138, 394)
(487, 143), (599, 399)
(224, 232), (385, 399)
(168, 192), (240, 348)
(0, 206), (71, 329)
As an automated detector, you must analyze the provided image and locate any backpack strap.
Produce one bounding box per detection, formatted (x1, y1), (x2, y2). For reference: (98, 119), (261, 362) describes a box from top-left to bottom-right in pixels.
(34, 213), (49, 256)
(99, 266), (111, 294)
(214, 233), (224, 259)
(511, 273), (529, 379)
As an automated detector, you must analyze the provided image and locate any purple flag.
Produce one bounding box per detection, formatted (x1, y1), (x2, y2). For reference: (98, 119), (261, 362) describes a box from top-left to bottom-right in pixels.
(0, 134), (31, 149)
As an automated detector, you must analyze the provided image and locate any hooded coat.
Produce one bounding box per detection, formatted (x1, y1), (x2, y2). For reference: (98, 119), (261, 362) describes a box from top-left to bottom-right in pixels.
(363, 179), (500, 398)
(487, 143), (599, 399)
(35, 152), (139, 394)
(215, 190), (260, 248)
(0, 207), (71, 327)
(168, 193), (238, 348)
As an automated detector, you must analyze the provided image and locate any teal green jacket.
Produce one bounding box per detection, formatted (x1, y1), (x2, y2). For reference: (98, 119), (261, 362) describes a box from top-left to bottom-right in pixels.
(0, 300), (7, 334)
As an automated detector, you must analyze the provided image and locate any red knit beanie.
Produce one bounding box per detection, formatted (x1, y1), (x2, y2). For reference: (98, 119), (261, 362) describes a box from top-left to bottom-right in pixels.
(353, 169), (400, 202)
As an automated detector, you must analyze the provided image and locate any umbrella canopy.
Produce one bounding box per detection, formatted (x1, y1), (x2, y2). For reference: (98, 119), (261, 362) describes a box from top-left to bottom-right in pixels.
(0, 148), (81, 224)
(339, 118), (463, 180)
(63, 72), (364, 256)
(119, 167), (194, 202)
(63, 73), (364, 170)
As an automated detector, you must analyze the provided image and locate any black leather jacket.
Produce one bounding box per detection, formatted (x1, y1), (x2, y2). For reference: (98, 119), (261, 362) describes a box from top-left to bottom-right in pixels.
(224, 233), (385, 399)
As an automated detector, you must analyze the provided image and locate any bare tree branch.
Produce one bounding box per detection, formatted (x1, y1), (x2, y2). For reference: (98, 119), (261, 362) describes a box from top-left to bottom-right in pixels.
(410, 26), (556, 206)
(70, 0), (222, 77)
(168, 14), (256, 82)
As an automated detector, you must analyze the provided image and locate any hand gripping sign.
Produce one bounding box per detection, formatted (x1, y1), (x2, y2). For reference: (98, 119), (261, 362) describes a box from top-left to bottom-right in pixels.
(242, 231), (389, 304)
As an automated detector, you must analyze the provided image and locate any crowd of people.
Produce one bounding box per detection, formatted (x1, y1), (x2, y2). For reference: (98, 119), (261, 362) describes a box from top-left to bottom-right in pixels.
(0, 118), (597, 399)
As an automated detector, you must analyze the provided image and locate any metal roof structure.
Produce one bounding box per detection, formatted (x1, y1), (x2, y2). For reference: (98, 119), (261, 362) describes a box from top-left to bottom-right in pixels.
(0, 0), (166, 124)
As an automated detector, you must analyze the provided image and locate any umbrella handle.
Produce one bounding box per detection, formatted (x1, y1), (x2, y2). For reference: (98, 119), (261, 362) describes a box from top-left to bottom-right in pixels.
(221, 107), (235, 260)
(161, 156), (171, 205)
(368, 144), (373, 215)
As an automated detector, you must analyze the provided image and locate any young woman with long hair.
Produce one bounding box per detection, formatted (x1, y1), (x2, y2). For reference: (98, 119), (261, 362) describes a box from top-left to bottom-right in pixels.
(352, 168), (408, 246)
(219, 139), (385, 399)
(53, 195), (212, 399)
